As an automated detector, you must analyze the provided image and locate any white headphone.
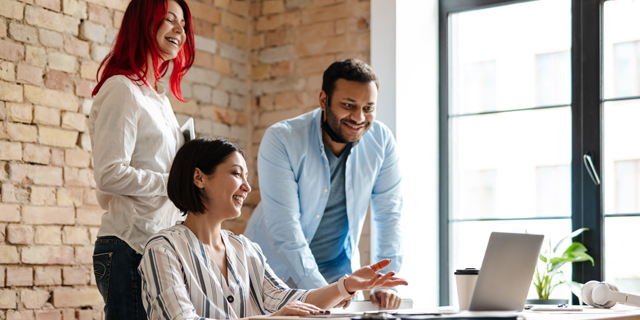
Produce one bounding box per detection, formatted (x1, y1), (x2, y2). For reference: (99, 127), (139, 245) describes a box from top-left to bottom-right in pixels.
(582, 281), (640, 308)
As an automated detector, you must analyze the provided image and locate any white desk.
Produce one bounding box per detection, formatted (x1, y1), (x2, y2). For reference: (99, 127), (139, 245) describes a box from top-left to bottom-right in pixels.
(251, 305), (640, 320)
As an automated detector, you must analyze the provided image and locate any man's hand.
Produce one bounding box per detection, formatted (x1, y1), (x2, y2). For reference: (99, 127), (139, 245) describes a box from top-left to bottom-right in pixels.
(370, 289), (402, 310)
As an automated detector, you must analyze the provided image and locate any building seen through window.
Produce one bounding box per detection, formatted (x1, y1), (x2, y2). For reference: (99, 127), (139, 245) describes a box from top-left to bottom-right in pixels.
(443, 0), (640, 302)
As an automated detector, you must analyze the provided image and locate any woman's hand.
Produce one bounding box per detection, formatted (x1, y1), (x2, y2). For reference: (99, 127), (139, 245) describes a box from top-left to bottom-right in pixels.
(270, 300), (328, 316)
(344, 259), (408, 293)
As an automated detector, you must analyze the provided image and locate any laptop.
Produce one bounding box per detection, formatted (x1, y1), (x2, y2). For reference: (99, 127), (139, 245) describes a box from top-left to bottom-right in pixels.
(468, 232), (544, 312)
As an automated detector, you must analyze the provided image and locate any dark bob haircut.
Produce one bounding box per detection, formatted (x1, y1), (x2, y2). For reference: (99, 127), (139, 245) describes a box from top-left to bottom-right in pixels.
(321, 59), (380, 106)
(167, 137), (244, 215)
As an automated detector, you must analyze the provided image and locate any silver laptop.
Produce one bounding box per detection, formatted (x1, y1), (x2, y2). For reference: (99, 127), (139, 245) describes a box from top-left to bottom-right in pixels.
(468, 232), (544, 312)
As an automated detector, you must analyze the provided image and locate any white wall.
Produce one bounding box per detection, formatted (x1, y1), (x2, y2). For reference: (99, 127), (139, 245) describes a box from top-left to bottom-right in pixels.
(371, 0), (440, 308)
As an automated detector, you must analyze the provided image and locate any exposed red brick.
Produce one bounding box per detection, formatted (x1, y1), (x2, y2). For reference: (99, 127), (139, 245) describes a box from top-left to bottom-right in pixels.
(88, 4), (111, 26)
(0, 39), (24, 61)
(62, 267), (86, 285)
(74, 80), (96, 98)
(6, 266), (33, 286)
(271, 61), (291, 77)
(193, 19), (214, 38)
(35, 310), (62, 320)
(53, 288), (104, 308)
(44, 70), (73, 92)
(22, 246), (74, 265)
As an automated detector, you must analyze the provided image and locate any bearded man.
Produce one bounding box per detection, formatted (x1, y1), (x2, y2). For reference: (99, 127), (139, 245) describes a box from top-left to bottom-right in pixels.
(244, 59), (404, 310)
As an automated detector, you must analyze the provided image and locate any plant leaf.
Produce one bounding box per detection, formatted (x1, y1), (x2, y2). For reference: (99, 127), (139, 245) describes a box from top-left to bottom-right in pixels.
(539, 254), (547, 263)
(553, 228), (589, 253)
(564, 242), (588, 254)
(549, 260), (568, 273)
(568, 252), (595, 265)
(565, 281), (585, 305)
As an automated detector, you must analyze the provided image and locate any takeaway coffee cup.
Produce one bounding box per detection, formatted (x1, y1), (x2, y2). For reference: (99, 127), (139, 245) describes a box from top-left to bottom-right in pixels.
(454, 268), (479, 310)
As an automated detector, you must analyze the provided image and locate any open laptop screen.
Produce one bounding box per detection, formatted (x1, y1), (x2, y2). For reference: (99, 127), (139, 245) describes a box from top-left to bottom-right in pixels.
(469, 232), (544, 312)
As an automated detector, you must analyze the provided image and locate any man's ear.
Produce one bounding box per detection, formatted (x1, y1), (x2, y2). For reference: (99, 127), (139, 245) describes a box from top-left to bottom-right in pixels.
(193, 168), (206, 189)
(319, 91), (328, 110)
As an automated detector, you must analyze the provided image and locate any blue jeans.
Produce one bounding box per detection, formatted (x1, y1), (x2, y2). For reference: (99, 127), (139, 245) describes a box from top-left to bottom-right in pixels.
(93, 236), (146, 320)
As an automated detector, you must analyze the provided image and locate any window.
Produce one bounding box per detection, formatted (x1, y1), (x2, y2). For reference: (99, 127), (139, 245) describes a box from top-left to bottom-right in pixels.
(458, 61), (497, 113)
(536, 51), (571, 106)
(603, 0), (640, 297)
(456, 169), (497, 219)
(440, 0), (640, 305)
(442, 0), (572, 304)
(536, 165), (571, 217)
(614, 160), (640, 213)
(612, 41), (640, 97)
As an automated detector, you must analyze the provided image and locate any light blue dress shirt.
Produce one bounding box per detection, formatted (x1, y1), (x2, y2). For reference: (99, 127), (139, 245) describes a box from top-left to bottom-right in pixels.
(244, 108), (403, 289)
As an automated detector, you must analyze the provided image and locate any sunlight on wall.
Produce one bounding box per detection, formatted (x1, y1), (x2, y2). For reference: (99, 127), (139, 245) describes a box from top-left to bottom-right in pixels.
(372, 0), (439, 308)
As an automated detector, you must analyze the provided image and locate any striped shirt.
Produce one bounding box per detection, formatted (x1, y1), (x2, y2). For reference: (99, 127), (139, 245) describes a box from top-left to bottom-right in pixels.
(139, 225), (309, 320)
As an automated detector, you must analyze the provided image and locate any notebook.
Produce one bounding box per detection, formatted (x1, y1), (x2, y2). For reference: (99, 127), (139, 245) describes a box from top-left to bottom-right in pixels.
(468, 232), (544, 312)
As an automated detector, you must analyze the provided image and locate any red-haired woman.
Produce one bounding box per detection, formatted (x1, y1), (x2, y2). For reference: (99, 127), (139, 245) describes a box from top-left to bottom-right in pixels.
(88, 0), (194, 318)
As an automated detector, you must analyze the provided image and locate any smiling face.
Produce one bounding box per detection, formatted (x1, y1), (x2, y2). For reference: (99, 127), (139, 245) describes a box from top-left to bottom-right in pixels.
(320, 78), (378, 143)
(155, 0), (186, 60)
(195, 151), (251, 220)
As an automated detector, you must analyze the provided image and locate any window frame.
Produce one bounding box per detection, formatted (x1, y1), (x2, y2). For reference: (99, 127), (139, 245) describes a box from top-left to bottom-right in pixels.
(438, 0), (604, 306)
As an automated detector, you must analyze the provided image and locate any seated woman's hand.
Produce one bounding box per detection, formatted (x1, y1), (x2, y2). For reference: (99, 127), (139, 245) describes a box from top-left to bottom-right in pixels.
(270, 300), (328, 316)
(344, 259), (408, 293)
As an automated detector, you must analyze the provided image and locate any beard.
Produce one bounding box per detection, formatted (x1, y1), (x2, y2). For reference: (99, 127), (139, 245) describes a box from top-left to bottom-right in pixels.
(324, 102), (371, 143)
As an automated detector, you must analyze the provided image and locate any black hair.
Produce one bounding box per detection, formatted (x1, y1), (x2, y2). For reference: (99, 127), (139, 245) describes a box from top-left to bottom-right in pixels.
(321, 59), (380, 107)
(167, 137), (244, 215)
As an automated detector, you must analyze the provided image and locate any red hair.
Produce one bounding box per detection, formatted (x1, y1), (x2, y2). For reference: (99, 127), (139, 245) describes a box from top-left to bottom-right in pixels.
(92, 0), (195, 101)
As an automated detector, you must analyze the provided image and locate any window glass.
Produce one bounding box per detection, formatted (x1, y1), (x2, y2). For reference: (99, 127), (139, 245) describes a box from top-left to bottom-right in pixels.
(451, 108), (571, 220)
(604, 0), (640, 295)
(536, 51), (571, 106)
(613, 160), (640, 213)
(536, 165), (571, 217)
(451, 0), (571, 115)
(613, 42), (638, 97)
(460, 61), (497, 113)
(604, 0), (640, 100)
(449, 0), (572, 302)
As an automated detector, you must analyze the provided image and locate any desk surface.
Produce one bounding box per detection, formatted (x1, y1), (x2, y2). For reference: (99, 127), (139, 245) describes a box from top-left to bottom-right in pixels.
(251, 305), (640, 320)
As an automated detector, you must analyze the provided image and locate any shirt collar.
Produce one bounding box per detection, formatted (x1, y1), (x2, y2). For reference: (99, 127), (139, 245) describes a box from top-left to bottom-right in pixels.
(314, 108), (324, 150)
(140, 80), (167, 99)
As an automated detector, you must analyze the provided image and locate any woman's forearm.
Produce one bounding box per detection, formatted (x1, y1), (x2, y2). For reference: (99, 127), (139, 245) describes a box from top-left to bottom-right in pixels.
(304, 282), (346, 310)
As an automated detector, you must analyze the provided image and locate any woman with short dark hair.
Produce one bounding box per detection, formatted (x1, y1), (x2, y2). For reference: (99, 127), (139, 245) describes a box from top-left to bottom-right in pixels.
(138, 138), (408, 320)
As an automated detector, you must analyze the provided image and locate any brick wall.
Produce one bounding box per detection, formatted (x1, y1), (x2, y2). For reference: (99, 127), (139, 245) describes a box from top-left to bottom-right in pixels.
(0, 0), (253, 316)
(248, 0), (372, 263)
(169, 0), (253, 234)
(0, 0), (370, 316)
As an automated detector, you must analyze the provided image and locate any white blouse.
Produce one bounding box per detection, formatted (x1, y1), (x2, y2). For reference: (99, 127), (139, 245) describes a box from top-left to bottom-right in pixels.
(89, 75), (184, 254)
(138, 225), (309, 320)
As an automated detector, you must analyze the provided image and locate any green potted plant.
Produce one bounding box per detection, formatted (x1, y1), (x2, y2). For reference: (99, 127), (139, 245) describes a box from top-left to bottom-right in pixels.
(529, 228), (594, 304)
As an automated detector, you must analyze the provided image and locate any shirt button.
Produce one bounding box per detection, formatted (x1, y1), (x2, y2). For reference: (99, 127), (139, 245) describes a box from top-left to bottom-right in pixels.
(281, 277), (285, 280)
(306, 238), (309, 242)
(227, 295), (234, 303)
(324, 188), (328, 193)
(325, 164), (328, 167)
(316, 215), (320, 218)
